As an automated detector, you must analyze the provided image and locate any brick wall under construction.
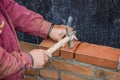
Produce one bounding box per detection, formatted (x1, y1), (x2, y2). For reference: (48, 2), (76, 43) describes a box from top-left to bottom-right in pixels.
(20, 39), (120, 80)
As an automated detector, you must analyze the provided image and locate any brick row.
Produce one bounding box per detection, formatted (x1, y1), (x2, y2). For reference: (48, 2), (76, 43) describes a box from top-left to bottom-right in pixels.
(20, 39), (120, 80)
(75, 42), (120, 68)
(39, 39), (120, 69)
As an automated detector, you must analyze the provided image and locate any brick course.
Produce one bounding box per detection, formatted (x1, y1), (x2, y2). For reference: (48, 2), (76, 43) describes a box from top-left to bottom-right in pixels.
(20, 39), (120, 80)
(75, 42), (120, 68)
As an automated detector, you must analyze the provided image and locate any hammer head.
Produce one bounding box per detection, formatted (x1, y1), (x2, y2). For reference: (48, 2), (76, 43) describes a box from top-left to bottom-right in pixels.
(66, 27), (77, 48)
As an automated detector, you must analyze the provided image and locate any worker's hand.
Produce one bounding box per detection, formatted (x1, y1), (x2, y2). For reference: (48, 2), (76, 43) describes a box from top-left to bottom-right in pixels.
(48, 25), (73, 41)
(28, 49), (49, 68)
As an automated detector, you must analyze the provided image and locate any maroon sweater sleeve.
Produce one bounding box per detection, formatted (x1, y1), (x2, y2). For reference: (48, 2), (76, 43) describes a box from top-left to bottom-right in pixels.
(2, 0), (51, 38)
(0, 46), (32, 79)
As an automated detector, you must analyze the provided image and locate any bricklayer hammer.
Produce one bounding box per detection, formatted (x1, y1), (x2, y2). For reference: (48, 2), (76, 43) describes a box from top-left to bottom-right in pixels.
(46, 27), (77, 57)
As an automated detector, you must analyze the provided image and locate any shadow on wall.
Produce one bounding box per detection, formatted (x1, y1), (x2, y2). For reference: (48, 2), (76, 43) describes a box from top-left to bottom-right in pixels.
(16, 0), (120, 48)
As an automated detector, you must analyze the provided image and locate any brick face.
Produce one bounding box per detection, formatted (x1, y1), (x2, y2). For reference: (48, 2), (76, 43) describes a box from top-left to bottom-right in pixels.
(24, 69), (36, 76)
(60, 41), (80, 60)
(53, 59), (94, 76)
(39, 39), (60, 57)
(23, 77), (39, 80)
(39, 69), (59, 79)
(20, 41), (39, 52)
(96, 69), (120, 80)
(75, 42), (120, 68)
(61, 72), (88, 80)
(44, 61), (51, 67)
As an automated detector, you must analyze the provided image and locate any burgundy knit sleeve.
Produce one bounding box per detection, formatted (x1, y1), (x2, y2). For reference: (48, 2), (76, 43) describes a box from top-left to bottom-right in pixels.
(3, 0), (51, 38)
(0, 47), (32, 79)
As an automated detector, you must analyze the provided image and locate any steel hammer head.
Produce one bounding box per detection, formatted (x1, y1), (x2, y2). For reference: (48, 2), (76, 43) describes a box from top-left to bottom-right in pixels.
(66, 26), (77, 48)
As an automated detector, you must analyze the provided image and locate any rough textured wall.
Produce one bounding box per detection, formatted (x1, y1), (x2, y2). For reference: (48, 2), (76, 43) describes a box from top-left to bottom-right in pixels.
(16, 0), (120, 48)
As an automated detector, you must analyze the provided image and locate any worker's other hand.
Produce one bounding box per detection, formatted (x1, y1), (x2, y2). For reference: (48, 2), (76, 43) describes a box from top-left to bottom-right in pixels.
(49, 25), (73, 41)
(29, 49), (49, 68)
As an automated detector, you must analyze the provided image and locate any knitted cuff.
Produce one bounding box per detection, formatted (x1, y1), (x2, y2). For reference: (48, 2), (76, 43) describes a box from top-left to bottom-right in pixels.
(48, 24), (54, 37)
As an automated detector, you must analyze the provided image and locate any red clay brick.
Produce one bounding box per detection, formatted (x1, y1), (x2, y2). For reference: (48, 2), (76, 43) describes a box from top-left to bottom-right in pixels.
(20, 41), (39, 52)
(40, 69), (58, 79)
(39, 39), (60, 57)
(61, 72), (88, 80)
(23, 77), (39, 80)
(53, 59), (94, 76)
(75, 42), (120, 68)
(96, 69), (120, 80)
(60, 41), (80, 60)
(24, 69), (36, 76)
(44, 61), (51, 67)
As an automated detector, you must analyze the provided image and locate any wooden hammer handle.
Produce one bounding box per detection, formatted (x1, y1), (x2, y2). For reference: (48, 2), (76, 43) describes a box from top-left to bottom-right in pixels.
(46, 36), (69, 57)
(46, 35), (75, 57)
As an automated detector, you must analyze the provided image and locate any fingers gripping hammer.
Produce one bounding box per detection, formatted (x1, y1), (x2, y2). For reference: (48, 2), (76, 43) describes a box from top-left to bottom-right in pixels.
(46, 27), (77, 57)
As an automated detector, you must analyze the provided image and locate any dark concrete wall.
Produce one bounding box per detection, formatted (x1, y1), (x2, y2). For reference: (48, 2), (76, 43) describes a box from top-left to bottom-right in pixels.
(16, 0), (120, 48)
